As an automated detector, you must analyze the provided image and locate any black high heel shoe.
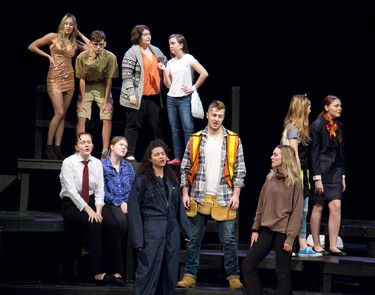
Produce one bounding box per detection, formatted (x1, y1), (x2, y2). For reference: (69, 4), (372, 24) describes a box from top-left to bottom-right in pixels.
(94, 274), (115, 286)
(113, 276), (126, 286)
(54, 146), (65, 160)
(313, 248), (329, 255)
(44, 145), (58, 160)
(329, 250), (347, 256)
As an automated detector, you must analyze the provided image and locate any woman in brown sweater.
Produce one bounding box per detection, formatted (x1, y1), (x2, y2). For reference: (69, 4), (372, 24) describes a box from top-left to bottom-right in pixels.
(241, 144), (303, 295)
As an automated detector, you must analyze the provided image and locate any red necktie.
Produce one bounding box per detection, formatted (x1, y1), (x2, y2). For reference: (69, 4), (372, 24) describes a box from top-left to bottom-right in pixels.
(82, 160), (89, 202)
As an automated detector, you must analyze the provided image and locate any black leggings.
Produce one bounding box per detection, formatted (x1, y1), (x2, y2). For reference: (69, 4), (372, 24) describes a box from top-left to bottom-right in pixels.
(241, 227), (293, 295)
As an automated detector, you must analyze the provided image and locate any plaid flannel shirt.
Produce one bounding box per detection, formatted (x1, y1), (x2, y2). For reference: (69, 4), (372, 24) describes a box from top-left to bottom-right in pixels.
(180, 126), (246, 206)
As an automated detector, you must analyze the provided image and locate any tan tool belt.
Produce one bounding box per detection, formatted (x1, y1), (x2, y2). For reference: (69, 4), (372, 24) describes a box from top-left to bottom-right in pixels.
(187, 194), (236, 221)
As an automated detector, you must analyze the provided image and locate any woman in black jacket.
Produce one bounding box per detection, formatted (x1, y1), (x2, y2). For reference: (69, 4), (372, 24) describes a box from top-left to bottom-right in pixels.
(309, 95), (346, 256)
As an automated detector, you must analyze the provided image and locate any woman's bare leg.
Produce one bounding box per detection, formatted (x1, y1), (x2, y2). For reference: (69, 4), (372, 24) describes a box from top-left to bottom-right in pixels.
(310, 201), (324, 251)
(47, 92), (73, 146)
(328, 199), (342, 252)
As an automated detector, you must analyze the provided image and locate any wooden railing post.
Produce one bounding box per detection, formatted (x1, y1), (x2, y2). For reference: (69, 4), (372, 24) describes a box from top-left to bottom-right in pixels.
(231, 86), (240, 243)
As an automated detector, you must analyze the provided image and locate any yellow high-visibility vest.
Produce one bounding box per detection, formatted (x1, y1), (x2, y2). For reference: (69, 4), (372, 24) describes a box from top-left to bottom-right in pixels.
(187, 130), (239, 188)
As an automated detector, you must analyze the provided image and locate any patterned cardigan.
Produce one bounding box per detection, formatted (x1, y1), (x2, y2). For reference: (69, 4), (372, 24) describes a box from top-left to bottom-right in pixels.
(119, 44), (167, 110)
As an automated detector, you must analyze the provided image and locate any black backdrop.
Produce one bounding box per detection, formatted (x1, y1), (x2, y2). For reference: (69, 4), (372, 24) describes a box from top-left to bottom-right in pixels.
(2, 0), (374, 243)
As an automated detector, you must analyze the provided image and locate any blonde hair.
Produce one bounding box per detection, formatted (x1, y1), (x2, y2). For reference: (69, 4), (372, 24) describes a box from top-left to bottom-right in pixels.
(56, 13), (78, 52)
(281, 94), (311, 146)
(274, 144), (301, 188)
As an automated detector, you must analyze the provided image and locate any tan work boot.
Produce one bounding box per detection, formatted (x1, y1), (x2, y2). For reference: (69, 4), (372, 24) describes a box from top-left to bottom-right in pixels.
(228, 277), (244, 290)
(176, 275), (196, 288)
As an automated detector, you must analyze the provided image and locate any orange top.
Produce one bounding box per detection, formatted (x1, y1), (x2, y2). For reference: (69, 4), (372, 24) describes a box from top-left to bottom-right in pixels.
(142, 52), (161, 96)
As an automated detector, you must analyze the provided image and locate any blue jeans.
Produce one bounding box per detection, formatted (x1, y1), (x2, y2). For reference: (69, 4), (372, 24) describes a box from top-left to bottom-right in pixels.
(184, 213), (241, 279)
(166, 95), (194, 160)
(300, 197), (309, 238)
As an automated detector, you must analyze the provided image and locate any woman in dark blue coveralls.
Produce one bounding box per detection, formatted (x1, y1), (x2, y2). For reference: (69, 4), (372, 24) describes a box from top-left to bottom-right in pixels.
(128, 139), (192, 295)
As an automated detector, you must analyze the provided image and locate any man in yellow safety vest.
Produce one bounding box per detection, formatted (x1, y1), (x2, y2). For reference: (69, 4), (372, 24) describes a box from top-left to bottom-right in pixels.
(177, 100), (247, 290)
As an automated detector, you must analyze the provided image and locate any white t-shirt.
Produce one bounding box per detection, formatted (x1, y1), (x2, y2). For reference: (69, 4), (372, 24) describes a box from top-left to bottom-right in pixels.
(204, 134), (223, 195)
(166, 54), (197, 97)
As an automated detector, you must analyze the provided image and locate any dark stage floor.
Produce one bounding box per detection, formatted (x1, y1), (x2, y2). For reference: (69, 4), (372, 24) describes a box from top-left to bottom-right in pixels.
(0, 281), (373, 295)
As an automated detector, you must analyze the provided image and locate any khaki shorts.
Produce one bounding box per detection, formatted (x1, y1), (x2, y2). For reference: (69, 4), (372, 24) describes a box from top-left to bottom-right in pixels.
(187, 194), (236, 221)
(77, 84), (113, 121)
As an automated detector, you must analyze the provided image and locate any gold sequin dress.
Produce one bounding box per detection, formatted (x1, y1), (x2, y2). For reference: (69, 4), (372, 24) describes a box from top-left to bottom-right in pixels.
(47, 45), (76, 97)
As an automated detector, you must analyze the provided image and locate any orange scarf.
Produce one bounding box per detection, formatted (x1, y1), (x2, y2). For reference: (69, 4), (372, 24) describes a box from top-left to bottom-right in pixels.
(323, 114), (341, 143)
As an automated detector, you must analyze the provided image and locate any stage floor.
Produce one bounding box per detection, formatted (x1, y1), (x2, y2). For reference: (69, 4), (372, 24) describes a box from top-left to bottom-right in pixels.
(0, 274), (374, 295)
(0, 280), (371, 295)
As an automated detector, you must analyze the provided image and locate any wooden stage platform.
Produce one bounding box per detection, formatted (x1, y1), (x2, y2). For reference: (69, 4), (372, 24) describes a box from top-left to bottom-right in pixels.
(1, 159), (375, 294)
(1, 212), (375, 295)
(0, 232), (374, 295)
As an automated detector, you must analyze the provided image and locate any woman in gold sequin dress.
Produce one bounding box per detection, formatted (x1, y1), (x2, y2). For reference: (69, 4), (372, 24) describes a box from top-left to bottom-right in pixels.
(28, 13), (90, 159)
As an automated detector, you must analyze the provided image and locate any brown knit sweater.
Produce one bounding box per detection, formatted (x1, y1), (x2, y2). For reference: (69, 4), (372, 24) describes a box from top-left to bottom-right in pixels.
(252, 170), (303, 246)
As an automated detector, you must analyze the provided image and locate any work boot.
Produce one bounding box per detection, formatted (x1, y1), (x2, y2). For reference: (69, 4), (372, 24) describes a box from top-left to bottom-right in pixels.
(176, 275), (196, 288)
(228, 277), (244, 290)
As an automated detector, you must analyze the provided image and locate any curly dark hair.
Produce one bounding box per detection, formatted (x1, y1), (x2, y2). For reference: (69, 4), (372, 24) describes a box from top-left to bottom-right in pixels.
(136, 139), (179, 185)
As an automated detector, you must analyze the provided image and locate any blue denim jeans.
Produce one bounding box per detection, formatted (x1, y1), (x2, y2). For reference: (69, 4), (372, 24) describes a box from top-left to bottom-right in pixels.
(166, 95), (194, 160)
(300, 197), (309, 238)
(184, 213), (241, 279)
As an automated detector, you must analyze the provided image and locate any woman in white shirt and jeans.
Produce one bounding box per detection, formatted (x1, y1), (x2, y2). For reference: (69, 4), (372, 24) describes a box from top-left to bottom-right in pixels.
(162, 34), (208, 164)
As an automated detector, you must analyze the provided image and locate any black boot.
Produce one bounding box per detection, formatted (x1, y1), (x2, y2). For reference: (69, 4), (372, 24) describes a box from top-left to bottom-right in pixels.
(54, 146), (65, 160)
(44, 145), (58, 160)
